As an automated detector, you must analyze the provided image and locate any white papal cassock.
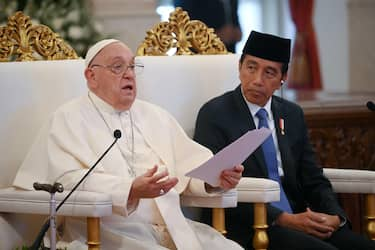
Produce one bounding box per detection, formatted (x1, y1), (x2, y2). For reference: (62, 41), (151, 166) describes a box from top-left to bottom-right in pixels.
(13, 92), (243, 250)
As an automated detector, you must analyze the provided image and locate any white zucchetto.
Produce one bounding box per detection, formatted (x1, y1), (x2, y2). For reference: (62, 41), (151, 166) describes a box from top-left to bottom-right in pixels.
(85, 39), (120, 67)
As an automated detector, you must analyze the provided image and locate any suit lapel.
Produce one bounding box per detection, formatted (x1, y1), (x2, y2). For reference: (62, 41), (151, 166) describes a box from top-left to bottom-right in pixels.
(271, 97), (294, 182)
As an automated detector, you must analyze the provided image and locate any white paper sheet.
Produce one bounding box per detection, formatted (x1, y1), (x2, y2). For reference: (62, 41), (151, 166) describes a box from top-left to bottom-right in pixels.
(185, 128), (271, 186)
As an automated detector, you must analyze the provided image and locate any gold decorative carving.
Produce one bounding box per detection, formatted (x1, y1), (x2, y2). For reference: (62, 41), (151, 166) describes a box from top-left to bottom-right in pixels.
(308, 126), (374, 170)
(0, 11), (78, 62)
(137, 7), (228, 56)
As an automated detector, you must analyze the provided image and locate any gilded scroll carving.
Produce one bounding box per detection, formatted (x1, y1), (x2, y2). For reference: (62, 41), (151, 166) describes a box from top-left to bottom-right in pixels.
(0, 11), (78, 62)
(309, 127), (374, 169)
(137, 7), (228, 56)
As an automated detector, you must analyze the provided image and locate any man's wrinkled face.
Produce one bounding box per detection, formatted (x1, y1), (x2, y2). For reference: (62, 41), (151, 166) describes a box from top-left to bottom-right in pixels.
(85, 42), (137, 111)
(239, 54), (286, 107)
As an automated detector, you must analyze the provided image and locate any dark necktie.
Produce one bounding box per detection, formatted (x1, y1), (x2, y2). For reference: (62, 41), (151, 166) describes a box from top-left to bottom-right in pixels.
(256, 108), (292, 213)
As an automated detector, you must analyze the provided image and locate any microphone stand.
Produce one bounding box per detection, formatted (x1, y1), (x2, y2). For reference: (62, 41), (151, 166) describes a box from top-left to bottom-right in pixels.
(30, 130), (122, 250)
(31, 183), (64, 250)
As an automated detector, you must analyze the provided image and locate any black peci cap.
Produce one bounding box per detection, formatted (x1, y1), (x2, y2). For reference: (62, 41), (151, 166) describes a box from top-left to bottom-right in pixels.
(242, 31), (291, 64)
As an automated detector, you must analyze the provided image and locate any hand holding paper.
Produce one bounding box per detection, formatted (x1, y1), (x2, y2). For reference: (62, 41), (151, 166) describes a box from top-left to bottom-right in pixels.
(185, 128), (272, 186)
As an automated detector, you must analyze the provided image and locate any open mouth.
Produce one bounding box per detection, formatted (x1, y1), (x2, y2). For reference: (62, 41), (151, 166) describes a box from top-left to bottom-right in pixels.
(122, 84), (133, 90)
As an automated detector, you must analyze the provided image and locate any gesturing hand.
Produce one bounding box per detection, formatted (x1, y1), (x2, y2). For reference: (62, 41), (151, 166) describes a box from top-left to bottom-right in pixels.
(219, 164), (244, 190)
(129, 165), (178, 200)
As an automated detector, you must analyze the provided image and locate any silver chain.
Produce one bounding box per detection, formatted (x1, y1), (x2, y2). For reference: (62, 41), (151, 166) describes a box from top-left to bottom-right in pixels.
(87, 92), (136, 177)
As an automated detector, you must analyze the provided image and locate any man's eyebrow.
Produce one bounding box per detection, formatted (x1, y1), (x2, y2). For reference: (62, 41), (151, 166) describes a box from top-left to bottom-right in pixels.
(110, 56), (135, 63)
(245, 60), (257, 65)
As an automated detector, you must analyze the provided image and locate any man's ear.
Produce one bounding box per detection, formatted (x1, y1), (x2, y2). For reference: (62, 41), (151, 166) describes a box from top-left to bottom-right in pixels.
(281, 73), (288, 86)
(84, 67), (94, 81)
(84, 68), (98, 89)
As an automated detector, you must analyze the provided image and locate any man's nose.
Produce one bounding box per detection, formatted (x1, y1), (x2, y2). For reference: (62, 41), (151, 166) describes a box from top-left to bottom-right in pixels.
(253, 70), (263, 86)
(122, 67), (135, 78)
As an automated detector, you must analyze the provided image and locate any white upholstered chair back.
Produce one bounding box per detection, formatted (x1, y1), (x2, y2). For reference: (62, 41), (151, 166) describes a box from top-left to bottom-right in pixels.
(0, 60), (86, 188)
(136, 54), (240, 137)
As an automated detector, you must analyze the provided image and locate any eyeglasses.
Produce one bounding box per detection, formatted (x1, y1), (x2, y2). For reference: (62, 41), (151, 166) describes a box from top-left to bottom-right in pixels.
(90, 62), (144, 75)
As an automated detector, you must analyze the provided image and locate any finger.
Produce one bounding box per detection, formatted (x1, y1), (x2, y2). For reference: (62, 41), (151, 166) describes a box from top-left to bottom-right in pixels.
(307, 209), (327, 223)
(159, 177), (179, 193)
(309, 228), (332, 239)
(234, 165), (244, 173)
(305, 218), (334, 238)
(226, 174), (240, 186)
(222, 169), (242, 180)
(220, 175), (236, 189)
(150, 169), (169, 183)
(144, 165), (158, 177)
(221, 171), (241, 184)
(307, 218), (334, 234)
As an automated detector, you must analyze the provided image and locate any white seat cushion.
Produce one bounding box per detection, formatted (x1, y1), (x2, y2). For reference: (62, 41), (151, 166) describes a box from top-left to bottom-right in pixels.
(0, 187), (112, 217)
(323, 168), (375, 194)
(181, 189), (237, 208)
(237, 177), (280, 203)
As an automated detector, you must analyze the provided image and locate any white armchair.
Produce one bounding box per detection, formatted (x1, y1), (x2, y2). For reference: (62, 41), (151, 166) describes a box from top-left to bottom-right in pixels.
(0, 12), (114, 249)
(0, 57), (115, 249)
(135, 54), (280, 248)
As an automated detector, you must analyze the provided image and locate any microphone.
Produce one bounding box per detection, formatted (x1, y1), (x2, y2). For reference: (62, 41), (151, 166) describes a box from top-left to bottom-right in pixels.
(30, 129), (122, 250)
(367, 101), (375, 112)
(33, 182), (64, 193)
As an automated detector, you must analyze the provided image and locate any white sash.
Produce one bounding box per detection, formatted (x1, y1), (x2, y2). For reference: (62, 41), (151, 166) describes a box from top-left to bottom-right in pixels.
(155, 189), (203, 250)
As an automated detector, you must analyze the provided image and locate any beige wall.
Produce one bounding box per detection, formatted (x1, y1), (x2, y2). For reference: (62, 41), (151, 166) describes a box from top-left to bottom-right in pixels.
(91, 0), (159, 53)
(348, 0), (375, 92)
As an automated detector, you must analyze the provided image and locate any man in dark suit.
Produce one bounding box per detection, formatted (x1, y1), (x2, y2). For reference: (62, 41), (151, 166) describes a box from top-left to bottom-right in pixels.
(174, 0), (242, 52)
(194, 31), (375, 250)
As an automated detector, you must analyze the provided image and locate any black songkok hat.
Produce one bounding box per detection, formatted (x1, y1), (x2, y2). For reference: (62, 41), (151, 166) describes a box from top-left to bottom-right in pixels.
(242, 31), (291, 64)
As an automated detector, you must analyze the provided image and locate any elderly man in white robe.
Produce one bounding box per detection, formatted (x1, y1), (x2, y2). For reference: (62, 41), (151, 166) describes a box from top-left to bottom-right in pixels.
(13, 39), (244, 250)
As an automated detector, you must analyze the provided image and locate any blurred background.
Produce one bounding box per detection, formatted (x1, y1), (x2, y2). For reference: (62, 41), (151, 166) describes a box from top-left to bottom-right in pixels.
(1, 0), (374, 93)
